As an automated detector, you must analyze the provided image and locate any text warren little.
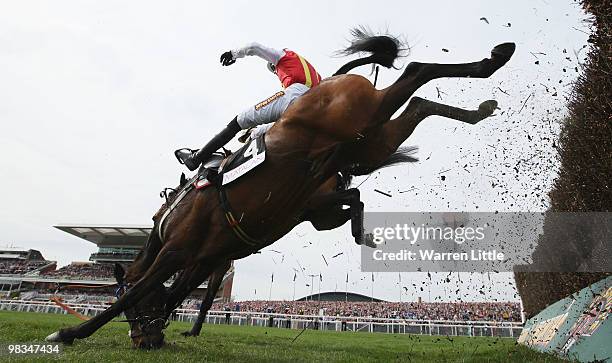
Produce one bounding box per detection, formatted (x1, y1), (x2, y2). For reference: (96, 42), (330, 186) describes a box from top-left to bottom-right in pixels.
(372, 249), (505, 261)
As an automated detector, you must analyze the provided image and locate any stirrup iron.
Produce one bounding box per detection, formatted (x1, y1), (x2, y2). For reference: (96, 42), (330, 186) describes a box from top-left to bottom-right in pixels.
(174, 148), (196, 165)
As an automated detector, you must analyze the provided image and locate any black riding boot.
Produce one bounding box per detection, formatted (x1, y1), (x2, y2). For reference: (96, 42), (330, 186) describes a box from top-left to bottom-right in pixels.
(176, 117), (241, 171)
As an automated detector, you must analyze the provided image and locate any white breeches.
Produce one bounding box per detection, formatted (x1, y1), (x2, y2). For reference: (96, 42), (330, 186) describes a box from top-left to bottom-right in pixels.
(236, 83), (310, 129)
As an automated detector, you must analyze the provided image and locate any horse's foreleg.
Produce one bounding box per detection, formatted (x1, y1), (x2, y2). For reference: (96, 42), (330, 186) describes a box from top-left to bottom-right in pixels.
(46, 250), (184, 344)
(305, 188), (364, 243)
(182, 260), (231, 337)
(307, 207), (351, 231)
(379, 43), (514, 120)
(165, 263), (215, 316)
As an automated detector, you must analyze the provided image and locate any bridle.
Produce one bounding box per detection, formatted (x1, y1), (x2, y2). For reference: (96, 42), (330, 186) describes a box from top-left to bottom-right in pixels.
(116, 283), (169, 338)
(125, 316), (170, 339)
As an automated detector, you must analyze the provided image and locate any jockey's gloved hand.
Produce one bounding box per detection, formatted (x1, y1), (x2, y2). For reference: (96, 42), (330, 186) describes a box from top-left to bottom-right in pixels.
(220, 51), (236, 66)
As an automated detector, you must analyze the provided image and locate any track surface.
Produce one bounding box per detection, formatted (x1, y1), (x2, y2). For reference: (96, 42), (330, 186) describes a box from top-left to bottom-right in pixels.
(0, 311), (567, 362)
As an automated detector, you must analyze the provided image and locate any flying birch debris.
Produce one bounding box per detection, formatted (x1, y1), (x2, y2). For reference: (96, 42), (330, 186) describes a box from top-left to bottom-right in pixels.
(374, 189), (392, 198)
(529, 51), (547, 58)
(497, 87), (509, 95)
(518, 94), (533, 114)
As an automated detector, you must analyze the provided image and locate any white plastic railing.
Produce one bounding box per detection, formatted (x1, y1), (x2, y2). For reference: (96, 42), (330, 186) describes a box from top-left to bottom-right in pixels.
(0, 300), (522, 338)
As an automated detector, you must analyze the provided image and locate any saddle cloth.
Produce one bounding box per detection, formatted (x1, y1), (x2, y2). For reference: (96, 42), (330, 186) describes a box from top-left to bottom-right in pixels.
(194, 135), (267, 189)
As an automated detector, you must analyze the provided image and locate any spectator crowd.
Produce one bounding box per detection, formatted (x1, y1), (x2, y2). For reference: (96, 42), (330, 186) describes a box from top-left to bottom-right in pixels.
(0, 260), (50, 275)
(41, 263), (114, 280)
(2, 257), (521, 323)
(208, 300), (521, 322)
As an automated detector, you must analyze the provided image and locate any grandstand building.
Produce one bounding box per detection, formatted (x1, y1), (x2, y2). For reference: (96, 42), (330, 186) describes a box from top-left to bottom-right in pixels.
(55, 224), (151, 264)
(298, 292), (385, 302)
(0, 248), (57, 296)
(0, 225), (234, 302)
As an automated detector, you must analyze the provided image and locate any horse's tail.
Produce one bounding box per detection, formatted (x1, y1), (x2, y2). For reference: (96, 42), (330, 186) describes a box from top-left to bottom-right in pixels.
(333, 26), (407, 76)
(376, 146), (418, 169)
(346, 146), (418, 177)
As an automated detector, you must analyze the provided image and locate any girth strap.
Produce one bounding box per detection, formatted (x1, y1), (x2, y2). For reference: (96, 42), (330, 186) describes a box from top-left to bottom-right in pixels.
(218, 187), (263, 247)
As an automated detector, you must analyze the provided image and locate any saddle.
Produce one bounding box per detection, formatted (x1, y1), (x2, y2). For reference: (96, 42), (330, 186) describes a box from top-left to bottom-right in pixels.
(194, 151), (227, 189)
(159, 136), (267, 245)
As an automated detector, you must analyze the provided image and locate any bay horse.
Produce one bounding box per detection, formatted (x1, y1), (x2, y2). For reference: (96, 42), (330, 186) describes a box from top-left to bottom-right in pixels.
(163, 149), (419, 338)
(47, 28), (515, 348)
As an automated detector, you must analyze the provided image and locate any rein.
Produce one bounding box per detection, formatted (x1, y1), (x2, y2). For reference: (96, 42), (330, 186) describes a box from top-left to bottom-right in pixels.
(49, 282), (121, 321)
(50, 282), (167, 331)
(49, 297), (90, 321)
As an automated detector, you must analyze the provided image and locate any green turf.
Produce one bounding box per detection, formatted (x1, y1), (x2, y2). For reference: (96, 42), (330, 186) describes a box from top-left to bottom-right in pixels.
(0, 311), (568, 362)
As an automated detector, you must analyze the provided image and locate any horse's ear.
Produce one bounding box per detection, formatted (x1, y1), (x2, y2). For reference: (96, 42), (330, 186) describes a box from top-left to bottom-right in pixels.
(180, 172), (187, 186)
(114, 263), (125, 284)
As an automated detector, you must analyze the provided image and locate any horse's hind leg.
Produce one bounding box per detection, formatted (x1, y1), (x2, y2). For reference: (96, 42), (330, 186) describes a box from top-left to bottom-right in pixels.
(387, 96), (498, 147)
(420, 97), (498, 124)
(182, 260), (231, 337)
(357, 97), (498, 169)
(379, 43), (515, 120)
(46, 249), (185, 344)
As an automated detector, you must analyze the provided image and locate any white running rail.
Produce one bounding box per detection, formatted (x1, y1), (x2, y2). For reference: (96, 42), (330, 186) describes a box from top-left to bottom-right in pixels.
(0, 300), (522, 338)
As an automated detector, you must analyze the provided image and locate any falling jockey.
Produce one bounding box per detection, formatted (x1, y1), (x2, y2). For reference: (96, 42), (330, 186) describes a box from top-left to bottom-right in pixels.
(175, 42), (322, 171)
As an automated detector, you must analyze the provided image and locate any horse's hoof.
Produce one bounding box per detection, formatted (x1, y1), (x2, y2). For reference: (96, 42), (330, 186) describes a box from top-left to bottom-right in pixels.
(180, 331), (199, 337)
(46, 331), (63, 343)
(46, 331), (74, 344)
(362, 233), (377, 248)
(491, 43), (516, 63)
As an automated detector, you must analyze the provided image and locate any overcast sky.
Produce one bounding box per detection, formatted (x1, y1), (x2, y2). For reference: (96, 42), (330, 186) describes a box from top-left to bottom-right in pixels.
(0, 1), (589, 302)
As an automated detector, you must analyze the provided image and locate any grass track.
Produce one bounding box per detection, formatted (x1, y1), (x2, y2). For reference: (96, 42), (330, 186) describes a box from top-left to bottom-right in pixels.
(0, 311), (567, 362)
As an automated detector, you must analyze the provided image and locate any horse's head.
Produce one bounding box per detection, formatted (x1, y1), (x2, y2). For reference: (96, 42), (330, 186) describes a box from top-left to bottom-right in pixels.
(114, 263), (169, 349)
